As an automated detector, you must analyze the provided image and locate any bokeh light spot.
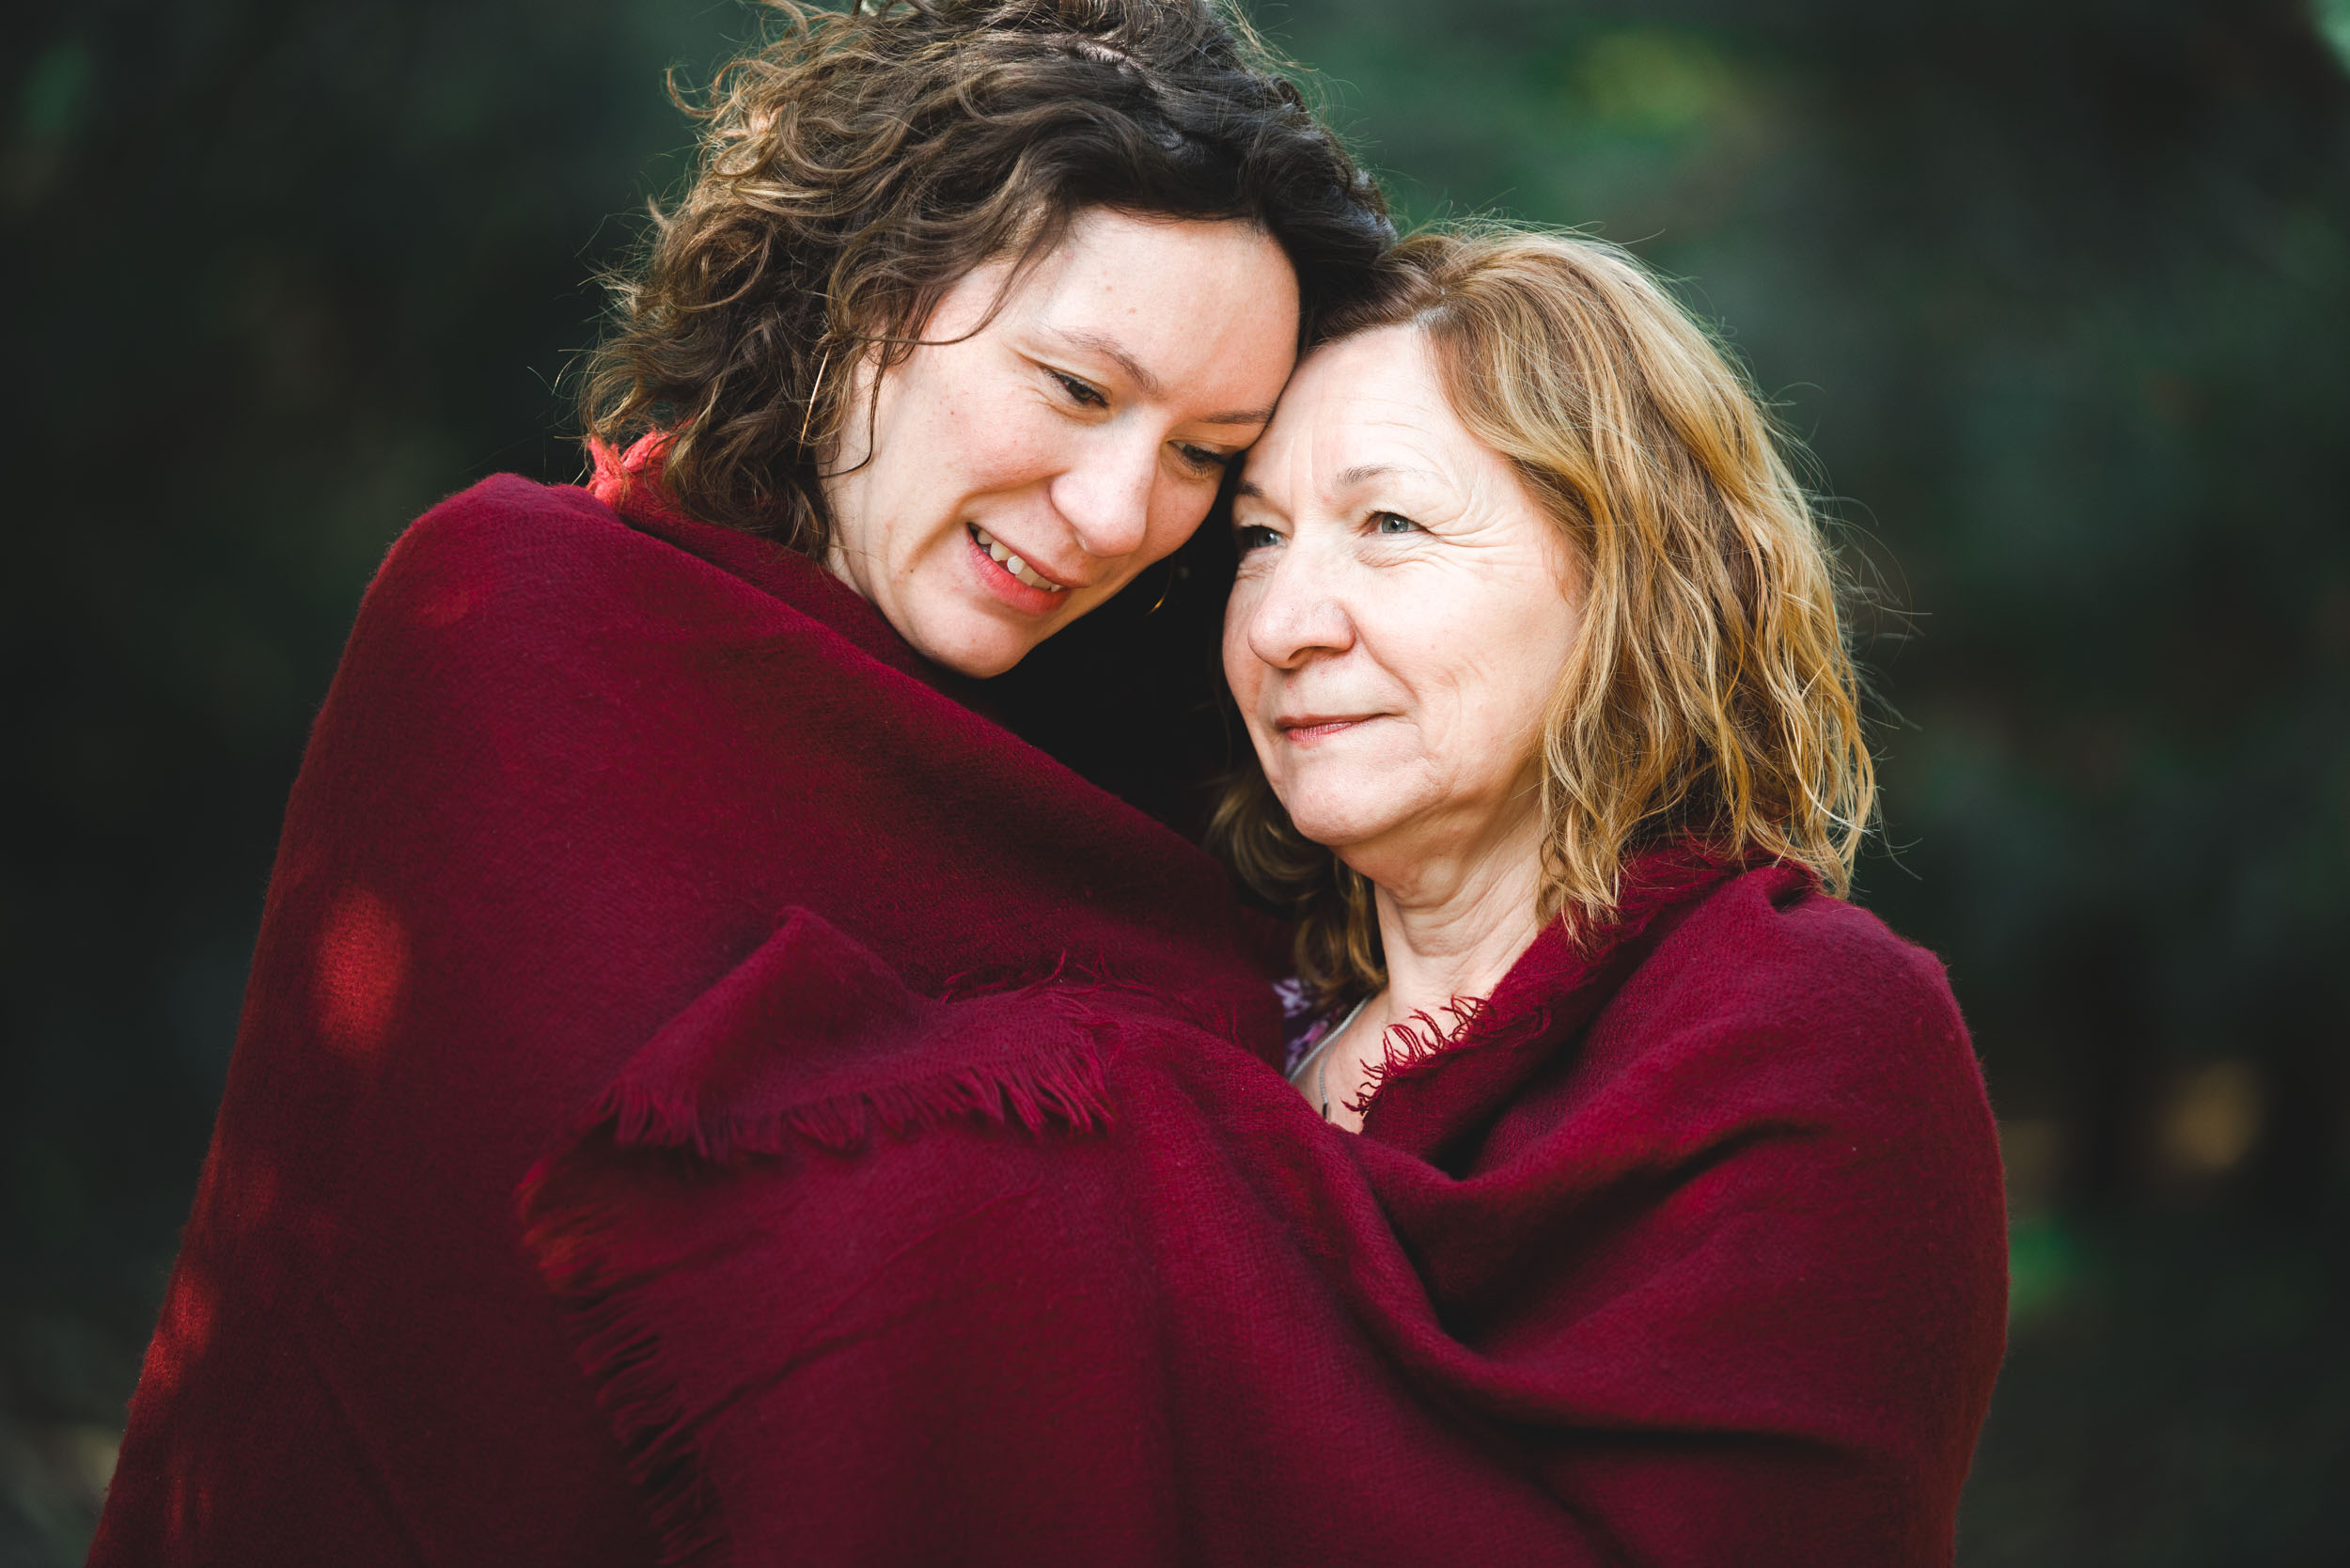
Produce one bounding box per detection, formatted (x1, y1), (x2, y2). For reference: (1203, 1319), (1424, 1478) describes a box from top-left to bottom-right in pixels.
(314, 887), (411, 1058)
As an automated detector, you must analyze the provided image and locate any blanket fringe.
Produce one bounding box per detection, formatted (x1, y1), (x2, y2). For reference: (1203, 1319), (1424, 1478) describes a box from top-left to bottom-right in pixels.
(1349, 996), (1491, 1116)
(516, 1012), (1119, 1566)
(588, 1024), (1115, 1167)
(518, 1158), (731, 1568)
(1346, 844), (1743, 1118)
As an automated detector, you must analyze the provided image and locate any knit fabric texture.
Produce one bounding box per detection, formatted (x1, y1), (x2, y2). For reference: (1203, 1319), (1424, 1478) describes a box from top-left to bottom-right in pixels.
(94, 441), (2006, 1566)
(89, 445), (1286, 1565)
(523, 850), (2009, 1567)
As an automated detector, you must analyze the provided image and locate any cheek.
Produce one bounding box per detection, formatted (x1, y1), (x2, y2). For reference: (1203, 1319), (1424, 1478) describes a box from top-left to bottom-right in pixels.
(926, 422), (1028, 512)
(1220, 595), (1265, 710)
(1118, 472), (1221, 580)
(1146, 501), (1200, 563)
(1383, 575), (1574, 754)
(1474, 595), (1577, 753)
(891, 373), (1053, 512)
(964, 400), (1063, 481)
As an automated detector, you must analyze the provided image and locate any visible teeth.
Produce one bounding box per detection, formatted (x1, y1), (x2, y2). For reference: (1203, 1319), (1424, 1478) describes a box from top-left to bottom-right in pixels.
(970, 525), (1065, 592)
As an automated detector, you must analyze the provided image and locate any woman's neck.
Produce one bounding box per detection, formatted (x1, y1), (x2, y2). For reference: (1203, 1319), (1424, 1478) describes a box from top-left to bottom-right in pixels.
(1357, 802), (1549, 1031)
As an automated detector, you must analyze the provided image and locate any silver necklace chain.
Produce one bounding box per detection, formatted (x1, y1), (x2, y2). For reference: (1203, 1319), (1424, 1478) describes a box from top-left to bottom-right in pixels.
(1287, 994), (1374, 1121)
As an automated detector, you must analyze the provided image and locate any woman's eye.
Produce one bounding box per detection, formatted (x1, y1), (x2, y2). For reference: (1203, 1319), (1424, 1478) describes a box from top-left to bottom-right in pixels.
(1372, 510), (1421, 535)
(1053, 370), (1108, 410)
(1174, 443), (1230, 478)
(1234, 525), (1283, 555)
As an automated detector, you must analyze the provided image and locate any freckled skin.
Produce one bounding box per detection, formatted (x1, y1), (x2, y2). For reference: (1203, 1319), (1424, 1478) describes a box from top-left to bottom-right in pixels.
(823, 210), (1301, 678)
(1225, 325), (1585, 1127)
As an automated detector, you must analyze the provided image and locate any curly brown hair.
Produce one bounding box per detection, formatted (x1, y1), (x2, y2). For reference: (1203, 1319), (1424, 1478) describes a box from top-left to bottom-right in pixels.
(580, 0), (1391, 549)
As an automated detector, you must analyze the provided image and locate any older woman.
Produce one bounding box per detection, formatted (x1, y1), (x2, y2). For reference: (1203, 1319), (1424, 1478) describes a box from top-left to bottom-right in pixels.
(508, 228), (2005, 1567)
(1210, 228), (2005, 1558)
(1223, 229), (1887, 1126)
(1200, 230), (2007, 1560)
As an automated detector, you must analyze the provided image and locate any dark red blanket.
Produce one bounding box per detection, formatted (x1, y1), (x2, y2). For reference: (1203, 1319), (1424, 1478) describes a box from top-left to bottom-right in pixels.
(97, 443), (2006, 1567)
(521, 849), (2007, 1567)
(89, 448), (1289, 1565)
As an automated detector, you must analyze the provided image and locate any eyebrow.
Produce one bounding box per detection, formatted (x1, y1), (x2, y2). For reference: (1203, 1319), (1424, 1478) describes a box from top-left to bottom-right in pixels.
(1051, 329), (1276, 429)
(1232, 463), (1437, 503)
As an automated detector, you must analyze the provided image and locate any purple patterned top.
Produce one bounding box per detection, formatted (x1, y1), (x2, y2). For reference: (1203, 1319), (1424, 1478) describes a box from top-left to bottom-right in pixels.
(1275, 977), (1340, 1076)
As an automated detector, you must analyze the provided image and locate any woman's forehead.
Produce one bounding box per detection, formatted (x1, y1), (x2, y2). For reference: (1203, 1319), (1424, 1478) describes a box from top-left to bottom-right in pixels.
(1242, 328), (1478, 504)
(1008, 210), (1299, 412)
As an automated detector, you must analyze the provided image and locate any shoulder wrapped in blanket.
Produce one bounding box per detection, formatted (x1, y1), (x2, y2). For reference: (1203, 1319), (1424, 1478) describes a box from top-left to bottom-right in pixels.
(86, 454), (1287, 1567)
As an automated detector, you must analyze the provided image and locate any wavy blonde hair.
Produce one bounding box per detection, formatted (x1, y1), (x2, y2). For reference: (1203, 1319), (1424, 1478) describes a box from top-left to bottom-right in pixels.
(1208, 226), (1876, 1005)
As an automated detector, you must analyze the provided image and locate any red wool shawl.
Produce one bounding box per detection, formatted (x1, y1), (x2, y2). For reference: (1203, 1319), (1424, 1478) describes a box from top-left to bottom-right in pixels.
(96, 443), (2007, 1568)
(91, 448), (1282, 1567)
(520, 468), (2007, 1562)
(526, 862), (2008, 1568)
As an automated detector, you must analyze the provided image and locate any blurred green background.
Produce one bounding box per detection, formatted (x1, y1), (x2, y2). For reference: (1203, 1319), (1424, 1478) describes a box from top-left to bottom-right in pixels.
(4, 1), (2346, 1561)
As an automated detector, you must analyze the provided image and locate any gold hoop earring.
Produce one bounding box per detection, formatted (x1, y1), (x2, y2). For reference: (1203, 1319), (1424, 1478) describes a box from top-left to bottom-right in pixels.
(1145, 556), (1182, 616)
(797, 345), (833, 451)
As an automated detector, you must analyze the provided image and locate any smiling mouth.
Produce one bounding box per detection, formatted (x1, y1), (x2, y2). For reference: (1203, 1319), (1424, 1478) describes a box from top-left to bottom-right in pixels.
(969, 525), (1070, 594)
(1277, 715), (1380, 743)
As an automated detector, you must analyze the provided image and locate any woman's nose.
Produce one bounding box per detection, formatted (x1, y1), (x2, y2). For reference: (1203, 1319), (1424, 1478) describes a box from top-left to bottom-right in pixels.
(1049, 430), (1161, 560)
(1241, 546), (1355, 671)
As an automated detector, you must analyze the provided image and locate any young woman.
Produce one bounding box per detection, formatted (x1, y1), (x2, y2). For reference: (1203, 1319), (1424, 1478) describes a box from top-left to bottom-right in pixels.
(512, 229), (2005, 1566)
(87, 4), (1386, 1562)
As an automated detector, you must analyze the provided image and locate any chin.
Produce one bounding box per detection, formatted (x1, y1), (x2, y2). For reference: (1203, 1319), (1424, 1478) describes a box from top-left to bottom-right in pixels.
(913, 616), (1048, 679)
(1269, 778), (1394, 852)
(948, 646), (1031, 679)
(927, 636), (1031, 680)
